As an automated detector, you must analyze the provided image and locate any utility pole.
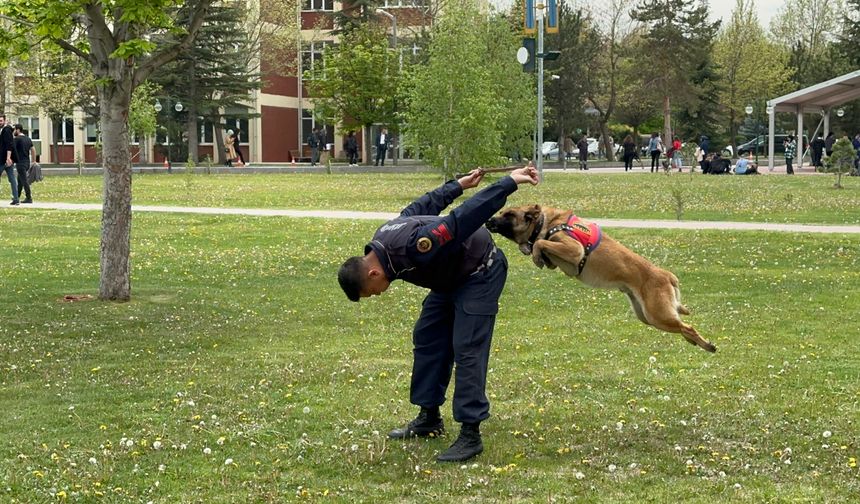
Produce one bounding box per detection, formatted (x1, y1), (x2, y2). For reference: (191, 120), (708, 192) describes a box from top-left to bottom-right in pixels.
(536, 3), (545, 180)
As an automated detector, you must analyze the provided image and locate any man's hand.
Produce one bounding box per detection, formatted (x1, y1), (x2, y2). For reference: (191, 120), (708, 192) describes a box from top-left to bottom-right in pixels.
(457, 168), (485, 190)
(510, 162), (539, 186)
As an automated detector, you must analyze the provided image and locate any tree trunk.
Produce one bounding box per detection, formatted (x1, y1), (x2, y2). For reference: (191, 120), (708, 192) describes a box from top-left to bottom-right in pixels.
(186, 107), (199, 164)
(364, 125), (373, 165)
(98, 86), (133, 301)
(662, 95), (672, 148)
(599, 121), (613, 161)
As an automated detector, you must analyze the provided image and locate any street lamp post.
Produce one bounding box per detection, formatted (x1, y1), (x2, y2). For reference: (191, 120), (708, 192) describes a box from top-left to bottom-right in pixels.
(376, 9), (399, 166)
(153, 98), (184, 169)
(744, 104), (759, 164)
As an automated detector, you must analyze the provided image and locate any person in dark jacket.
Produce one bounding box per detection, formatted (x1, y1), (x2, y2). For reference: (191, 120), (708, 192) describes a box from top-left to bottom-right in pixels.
(375, 127), (389, 166)
(345, 131), (359, 166)
(308, 127), (321, 166)
(810, 134), (825, 168)
(0, 114), (18, 205)
(698, 135), (710, 173)
(12, 124), (35, 203)
(824, 131), (836, 158)
(622, 135), (636, 171)
(577, 136), (589, 170)
(338, 163), (539, 462)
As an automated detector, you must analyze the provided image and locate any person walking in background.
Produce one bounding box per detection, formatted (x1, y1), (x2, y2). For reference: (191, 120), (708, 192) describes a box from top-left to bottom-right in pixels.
(224, 129), (236, 167)
(810, 133), (825, 168)
(648, 132), (663, 173)
(622, 134), (636, 171)
(375, 127), (389, 166)
(784, 135), (796, 175)
(670, 136), (683, 172)
(698, 135), (710, 173)
(853, 134), (860, 174)
(577, 135), (589, 170)
(563, 136), (574, 162)
(233, 129), (246, 167)
(345, 131), (359, 166)
(12, 124), (34, 203)
(824, 131), (836, 158)
(0, 114), (18, 205)
(308, 126), (321, 166)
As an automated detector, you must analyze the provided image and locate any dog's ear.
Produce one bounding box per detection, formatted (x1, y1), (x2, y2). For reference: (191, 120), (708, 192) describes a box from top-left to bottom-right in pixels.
(524, 204), (542, 222)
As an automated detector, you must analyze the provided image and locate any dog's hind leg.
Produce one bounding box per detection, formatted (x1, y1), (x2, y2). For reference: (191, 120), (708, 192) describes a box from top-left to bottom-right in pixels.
(670, 276), (691, 315)
(639, 282), (716, 353)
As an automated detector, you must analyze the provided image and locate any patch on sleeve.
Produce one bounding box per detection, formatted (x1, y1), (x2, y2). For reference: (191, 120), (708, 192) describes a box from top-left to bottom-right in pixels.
(430, 223), (453, 246)
(417, 237), (433, 253)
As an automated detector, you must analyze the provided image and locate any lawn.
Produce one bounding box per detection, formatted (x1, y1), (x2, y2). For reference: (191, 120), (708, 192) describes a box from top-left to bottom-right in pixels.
(1, 173), (859, 502)
(34, 169), (860, 224)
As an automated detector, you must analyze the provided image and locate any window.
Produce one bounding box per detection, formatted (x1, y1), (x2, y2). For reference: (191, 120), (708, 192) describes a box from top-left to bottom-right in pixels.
(18, 116), (40, 140)
(301, 41), (331, 80)
(85, 119), (98, 143)
(301, 109), (333, 146)
(57, 117), (74, 143)
(302, 0), (333, 10)
(199, 119), (214, 144)
(382, 0), (425, 6)
(224, 116), (249, 144)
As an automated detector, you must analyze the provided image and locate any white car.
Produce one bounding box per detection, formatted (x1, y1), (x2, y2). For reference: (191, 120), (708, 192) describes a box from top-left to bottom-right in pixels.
(543, 138), (597, 159)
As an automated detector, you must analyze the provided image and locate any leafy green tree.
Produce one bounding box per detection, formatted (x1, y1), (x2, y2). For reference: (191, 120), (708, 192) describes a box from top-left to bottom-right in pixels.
(128, 81), (160, 164)
(770, 0), (845, 87)
(0, 1), (213, 301)
(631, 0), (720, 144)
(404, 0), (533, 177)
(544, 4), (593, 160)
(305, 23), (399, 163)
(151, 2), (262, 163)
(714, 0), (792, 154)
(581, 0), (637, 161)
(823, 137), (856, 188)
(838, 0), (860, 66)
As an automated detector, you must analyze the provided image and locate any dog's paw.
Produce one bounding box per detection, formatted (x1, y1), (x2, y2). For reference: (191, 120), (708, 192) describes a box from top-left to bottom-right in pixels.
(532, 251), (545, 269)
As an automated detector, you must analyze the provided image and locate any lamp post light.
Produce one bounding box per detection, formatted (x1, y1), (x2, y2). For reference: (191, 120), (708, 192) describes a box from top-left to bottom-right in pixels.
(376, 8), (400, 166)
(744, 105), (760, 164)
(153, 98), (185, 169)
(836, 108), (845, 118)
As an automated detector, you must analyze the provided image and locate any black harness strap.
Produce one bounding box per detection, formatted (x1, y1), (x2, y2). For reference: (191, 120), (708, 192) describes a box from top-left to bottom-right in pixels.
(544, 223), (593, 276)
(526, 214), (544, 251)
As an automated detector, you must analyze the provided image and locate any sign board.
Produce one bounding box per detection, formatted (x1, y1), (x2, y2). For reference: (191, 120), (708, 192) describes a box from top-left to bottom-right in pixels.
(524, 0), (536, 34)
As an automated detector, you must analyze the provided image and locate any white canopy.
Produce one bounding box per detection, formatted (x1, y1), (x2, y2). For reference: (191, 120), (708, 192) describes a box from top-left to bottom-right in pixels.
(766, 69), (860, 170)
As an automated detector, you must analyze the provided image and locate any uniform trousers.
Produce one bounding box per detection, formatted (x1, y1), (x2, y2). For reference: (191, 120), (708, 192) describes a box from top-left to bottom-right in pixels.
(409, 250), (507, 424)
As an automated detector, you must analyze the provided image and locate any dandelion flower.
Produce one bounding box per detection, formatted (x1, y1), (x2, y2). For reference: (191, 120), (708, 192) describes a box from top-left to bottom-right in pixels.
(203, 447), (212, 455)
(88, 457), (97, 465)
(303, 406), (311, 414)
(225, 458), (234, 466)
(822, 431), (832, 438)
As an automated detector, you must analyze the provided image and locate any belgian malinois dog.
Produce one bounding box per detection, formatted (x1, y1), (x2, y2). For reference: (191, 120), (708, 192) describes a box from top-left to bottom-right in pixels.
(486, 205), (716, 353)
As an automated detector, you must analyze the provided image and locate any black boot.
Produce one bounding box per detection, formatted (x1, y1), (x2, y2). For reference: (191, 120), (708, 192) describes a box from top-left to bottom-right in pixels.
(437, 422), (483, 462)
(388, 407), (444, 439)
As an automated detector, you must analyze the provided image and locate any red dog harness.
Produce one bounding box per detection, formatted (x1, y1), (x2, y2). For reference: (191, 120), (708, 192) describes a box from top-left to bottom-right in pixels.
(544, 215), (602, 275)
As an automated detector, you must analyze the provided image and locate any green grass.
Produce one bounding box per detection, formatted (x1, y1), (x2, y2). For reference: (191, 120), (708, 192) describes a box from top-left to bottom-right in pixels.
(1, 173), (859, 501)
(34, 170), (860, 224)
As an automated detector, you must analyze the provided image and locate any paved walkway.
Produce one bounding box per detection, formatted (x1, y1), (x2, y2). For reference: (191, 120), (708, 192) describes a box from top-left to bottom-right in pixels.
(8, 202), (860, 234)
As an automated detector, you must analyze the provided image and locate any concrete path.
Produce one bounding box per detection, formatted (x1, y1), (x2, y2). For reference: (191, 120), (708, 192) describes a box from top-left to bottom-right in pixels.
(8, 202), (860, 234)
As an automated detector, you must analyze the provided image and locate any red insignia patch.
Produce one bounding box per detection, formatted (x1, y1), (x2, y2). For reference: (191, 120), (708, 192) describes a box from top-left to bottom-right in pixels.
(431, 223), (453, 245)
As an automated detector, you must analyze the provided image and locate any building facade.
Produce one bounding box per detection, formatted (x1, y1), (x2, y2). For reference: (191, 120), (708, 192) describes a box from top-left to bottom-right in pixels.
(1, 0), (434, 165)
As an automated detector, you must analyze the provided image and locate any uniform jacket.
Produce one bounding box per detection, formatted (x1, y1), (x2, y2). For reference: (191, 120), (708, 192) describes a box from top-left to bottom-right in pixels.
(366, 177), (518, 292)
(0, 125), (13, 162)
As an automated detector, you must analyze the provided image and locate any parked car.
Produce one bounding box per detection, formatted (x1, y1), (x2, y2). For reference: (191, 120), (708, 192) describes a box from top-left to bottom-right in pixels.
(726, 135), (809, 157)
(541, 141), (559, 159)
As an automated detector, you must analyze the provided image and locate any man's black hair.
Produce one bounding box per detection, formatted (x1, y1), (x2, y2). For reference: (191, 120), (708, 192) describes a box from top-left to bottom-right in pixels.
(338, 256), (365, 302)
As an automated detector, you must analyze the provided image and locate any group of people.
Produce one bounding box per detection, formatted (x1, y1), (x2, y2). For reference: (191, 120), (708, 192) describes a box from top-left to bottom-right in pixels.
(1, 114), (37, 205)
(223, 129), (246, 167)
(809, 132), (860, 174)
(307, 126), (390, 167)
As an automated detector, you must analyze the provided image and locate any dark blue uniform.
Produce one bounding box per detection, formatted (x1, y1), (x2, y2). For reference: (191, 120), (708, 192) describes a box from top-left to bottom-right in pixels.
(366, 176), (519, 424)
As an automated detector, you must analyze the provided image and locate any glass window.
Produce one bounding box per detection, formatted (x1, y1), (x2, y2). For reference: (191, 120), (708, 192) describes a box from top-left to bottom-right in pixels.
(301, 41), (330, 80)
(224, 116), (249, 144)
(199, 120), (214, 144)
(302, 109), (333, 146)
(57, 117), (74, 143)
(18, 116), (40, 140)
(302, 0), (333, 11)
(85, 120), (98, 143)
